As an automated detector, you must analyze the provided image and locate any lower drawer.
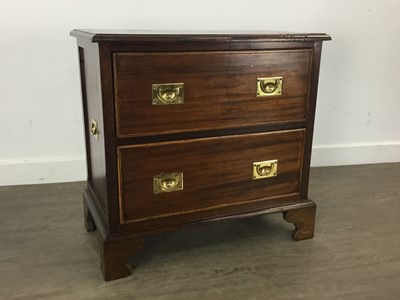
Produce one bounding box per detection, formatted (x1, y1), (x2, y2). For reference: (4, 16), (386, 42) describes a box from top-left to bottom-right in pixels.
(117, 129), (305, 225)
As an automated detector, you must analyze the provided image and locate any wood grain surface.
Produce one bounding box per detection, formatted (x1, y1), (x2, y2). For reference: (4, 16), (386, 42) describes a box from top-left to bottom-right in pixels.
(118, 129), (305, 225)
(114, 50), (312, 137)
(70, 29), (331, 43)
(77, 41), (108, 221)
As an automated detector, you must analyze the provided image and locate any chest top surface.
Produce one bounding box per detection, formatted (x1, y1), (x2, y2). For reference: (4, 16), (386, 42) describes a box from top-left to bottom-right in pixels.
(70, 29), (331, 43)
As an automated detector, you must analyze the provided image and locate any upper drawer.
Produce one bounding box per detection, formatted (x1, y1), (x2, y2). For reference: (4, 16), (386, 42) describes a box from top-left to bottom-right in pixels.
(113, 50), (312, 137)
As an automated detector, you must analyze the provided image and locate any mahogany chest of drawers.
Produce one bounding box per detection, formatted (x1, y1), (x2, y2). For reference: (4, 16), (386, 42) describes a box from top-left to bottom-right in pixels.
(71, 30), (330, 281)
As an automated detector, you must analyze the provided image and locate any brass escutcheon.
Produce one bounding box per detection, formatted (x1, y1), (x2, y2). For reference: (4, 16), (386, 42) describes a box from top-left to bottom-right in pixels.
(256, 77), (283, 97)
(152, 83), (184, 105)
(253, 160), (278, 180)
(153, 172), (184, 194)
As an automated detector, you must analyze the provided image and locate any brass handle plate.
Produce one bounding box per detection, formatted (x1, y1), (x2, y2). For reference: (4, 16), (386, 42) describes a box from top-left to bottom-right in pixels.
(153, 172), (184, 194)
(152, 83), (184, 105)
(253, 160), (278, 180)
(90, 117), (99, 140)
(256, 77), (283, 97)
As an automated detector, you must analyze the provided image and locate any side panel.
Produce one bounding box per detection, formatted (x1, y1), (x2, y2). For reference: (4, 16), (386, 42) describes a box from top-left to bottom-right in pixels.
(300, 42), (323, 199)
(77, 40), (108, 226)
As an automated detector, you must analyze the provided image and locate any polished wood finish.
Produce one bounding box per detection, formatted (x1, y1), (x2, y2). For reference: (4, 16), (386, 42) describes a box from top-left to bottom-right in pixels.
(118, 130), (305, 224)
(101, 237), (144, 281)
(83, 189), (144, 281)
(283, 204), (316, 240)
(114, 50), (311, 137)
(78, 41), (109, 227)
(70, 29), (331, 43)
(71, 30), (330, 281)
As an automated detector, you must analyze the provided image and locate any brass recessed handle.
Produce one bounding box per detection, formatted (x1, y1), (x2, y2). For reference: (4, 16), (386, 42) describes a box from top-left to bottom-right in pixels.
(152, 83), (184, 105)
(253, 160), (278, 180)
(153, 172), (183, 194)
(257, 164), (273, 176)
(256, 77), (283, 97)
(261, 81), (277, 94)
(158, 87), (179, 101)
(90, 117), (99, 140)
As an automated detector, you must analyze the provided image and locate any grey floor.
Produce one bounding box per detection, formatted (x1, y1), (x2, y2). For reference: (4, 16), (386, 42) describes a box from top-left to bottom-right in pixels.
(1, 163), (400, 300)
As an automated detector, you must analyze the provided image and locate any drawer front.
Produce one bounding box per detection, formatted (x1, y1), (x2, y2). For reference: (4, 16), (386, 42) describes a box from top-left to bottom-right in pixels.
(114, 50), (312, 137)
(118, 129), (305, 224)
